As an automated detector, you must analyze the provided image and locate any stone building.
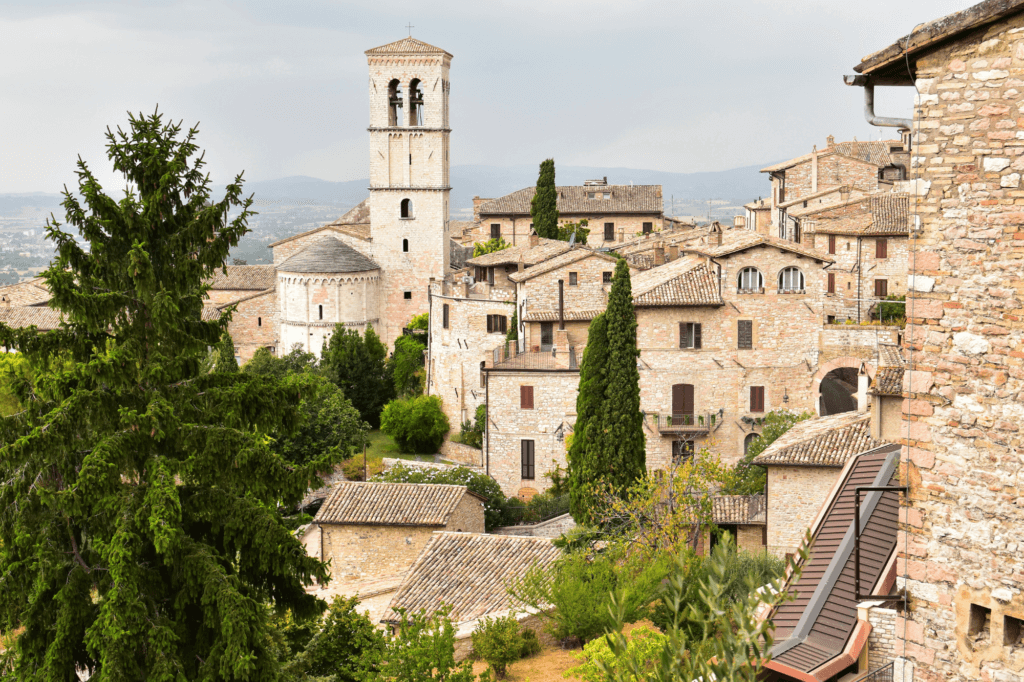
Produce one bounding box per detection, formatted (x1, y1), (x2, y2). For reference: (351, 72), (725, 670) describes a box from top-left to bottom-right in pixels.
(310, 481), (485, 587)
(844, 1), (1024, 679)
(470, 180), (667, 249)
(711, 494), (767, 553)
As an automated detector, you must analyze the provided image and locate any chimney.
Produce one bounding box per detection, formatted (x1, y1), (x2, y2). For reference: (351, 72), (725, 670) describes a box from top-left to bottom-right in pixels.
(712, 223), (723, 246)
(826, 134), (835, 148)
(529, 232), (539, 248)
(654, 243), (665, 266)
(517, 256), (525, 273)
(811, 145), (819, 194)
(856, 363), (869, 413)
(472, 196), (485, 222)
(840, 185), (851, 202)
(851, 137), (859, 158)
(733, 215), (746, 229)
(668, 244), (679, 261)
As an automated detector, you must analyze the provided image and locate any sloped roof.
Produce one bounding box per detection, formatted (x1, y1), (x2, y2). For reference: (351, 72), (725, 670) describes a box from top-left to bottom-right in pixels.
(631, 257), (723, 307)
(0, 278), (52, 306)
(767, 445), (901, 679)
(478, 185), (663, 216)
(752, 412), (886, 467)
(522, 309), (604, 323)
(872, 343), (905, 397)
(382, 533), (561, 624)
(0, 306), (62, 330)
(713, 495), (766, 525)
(465, 239), (570, 268)
(201, 305), (222, 321)
(744, 198), (771, 211)
(277, 236), (379, 274)
(695, 231), (830, 263)
(507, 247), (619, 283)
(761, 141), (897, 174)
(365, 37), (452, 58)
(314, 482), (481, 527)
(209, 265), (277, 290)
(268, 200), (372, 249)
(810, 194), (910, 236)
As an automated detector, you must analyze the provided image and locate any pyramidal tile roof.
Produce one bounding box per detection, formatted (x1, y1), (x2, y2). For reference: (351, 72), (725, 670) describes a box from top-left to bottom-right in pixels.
(365, 37), (452, 57)
(276, 236), (379, 274)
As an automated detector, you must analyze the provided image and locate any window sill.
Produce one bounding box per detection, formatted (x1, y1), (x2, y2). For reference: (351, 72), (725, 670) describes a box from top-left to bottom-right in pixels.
(399, 216), (416, 220)
(777, 289), (806, 295)
(736, 288), (764, 295)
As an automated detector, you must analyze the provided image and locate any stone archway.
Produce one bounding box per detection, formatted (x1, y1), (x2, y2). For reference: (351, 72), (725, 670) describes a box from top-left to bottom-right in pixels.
(812, 356), (875, 416)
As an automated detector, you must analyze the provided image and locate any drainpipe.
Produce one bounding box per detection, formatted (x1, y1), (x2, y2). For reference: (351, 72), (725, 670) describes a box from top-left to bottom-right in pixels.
(856, 237), (862, 323)
(484, 369), (490, 474)
(426, 280), (433, 396)
(558, 279), (565, 331)
(843, 76), (914, 130)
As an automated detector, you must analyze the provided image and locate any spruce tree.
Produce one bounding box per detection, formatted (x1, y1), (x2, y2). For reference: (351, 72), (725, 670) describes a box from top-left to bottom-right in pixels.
(566, 313), (609, 524)
(0, 111), (334, 680)
(530, 159), (559, 240)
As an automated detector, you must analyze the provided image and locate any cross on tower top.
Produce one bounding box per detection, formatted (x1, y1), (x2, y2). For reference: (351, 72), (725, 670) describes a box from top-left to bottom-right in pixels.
(406, 22), (414, 36)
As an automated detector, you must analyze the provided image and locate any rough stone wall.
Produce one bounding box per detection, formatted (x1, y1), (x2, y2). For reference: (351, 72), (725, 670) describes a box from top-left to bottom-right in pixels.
(427, 285), (514, 428)
(736, 525), (766, 553)
(320, 524), (434, 585)
(484, 370), (578, 497)
(519, 254), (621, 313)
(438, 440), (483, 467)
(897, 16), (1024, 681)
(867, 605), (899, 672)
(277, 272), (380, 357)
(523, 320), (592, 350)
(783, 154), (882, 202)
(819, 325), (901, 364)
(492, 513), (577, 538)
(443, 495), (486, 534)
(224, 290), (279, 363)
(810, 232), (910, 322)
(766, 465), (842, 556)
(473, 213), (663, 248)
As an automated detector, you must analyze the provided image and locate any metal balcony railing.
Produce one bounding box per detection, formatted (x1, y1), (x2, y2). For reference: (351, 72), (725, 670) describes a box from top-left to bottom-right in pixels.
(490, 339), (579, 370)
(852, 662), (893, 682)
(653, 412), (717, 432)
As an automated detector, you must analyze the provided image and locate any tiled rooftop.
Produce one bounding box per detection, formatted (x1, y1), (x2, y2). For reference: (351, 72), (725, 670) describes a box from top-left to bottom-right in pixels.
(752, 412), (886, 467)
(0, 278), (52, 307)
(382, 532), (561, 624)
(277, 236), (380, 274)
(696, 231), (830, 262)
(314, 482), (479, 527)
(872, 343), (906, 397)
(365, 37), (452, 57)
(713, 495), (766, 525)
(810, 194), (910, 236)
(507, 247), (618, 283)
(209, 265), (277, 290)
(0, 306), (62, 330)
(631, 257), (723, 307)
(478, 185), (663, 216)
(465, 239), (570, 268)
(761, 139), (898, 173)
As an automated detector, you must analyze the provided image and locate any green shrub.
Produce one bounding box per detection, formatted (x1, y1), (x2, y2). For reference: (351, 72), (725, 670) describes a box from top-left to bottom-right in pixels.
(373, 462), (509, 531)
(564, 625), (667, 682)
(471, 614), (524, 679)
(473, 236), (511, 257)
(380, 395), (450, 454)
(366, 606), (474, 682)
(282, 594), (385, 682)
(341, 455), (384, 481)
(725, 409), (812, 495)
(520, 627), (542, 658)
(453, 404), (485, 449)
(390, 335), (426, 397)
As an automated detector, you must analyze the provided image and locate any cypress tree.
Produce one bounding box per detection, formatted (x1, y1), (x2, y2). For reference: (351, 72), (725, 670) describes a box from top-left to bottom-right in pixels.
(530, 159), (559, 239)
(321, 326), (394, 428)
(566, 313), (609, 524)
(214, 330), (239, 373)
(597, 258), (646, 495)
(0, 111), (334, 679)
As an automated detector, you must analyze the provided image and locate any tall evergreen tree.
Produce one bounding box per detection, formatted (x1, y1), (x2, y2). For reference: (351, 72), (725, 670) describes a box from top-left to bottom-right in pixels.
(0, 111), (334, 680)
(567, 313), (609, 524)
(214, 330), (239, 373)
(321, 326), (394, 428)
(530, 159), (559, 239)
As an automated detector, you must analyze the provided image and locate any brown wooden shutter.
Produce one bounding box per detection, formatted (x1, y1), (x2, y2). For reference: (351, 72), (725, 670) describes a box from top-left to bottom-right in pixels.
(643, 222), (653, 234)
(443, 304), (449, 328)
(738, 320), (753, 349)
(486, 315), (493, 333)
(828, 234), (836, 254)
(876, 238), (888, 259)
(499, 316), (507, 334)
(491, 223), (501, 239)
(521, 440), (535, 479)
(604, 223), (615, 241)
(750, 386), (765, 412)
(694, 323), (702, 349)
(875, 279), (888, 298)
(679, 322), (686, 348)
(827, 272), (836, 294)
(672, 384), (694, 418)
(520, 385), (534, 409)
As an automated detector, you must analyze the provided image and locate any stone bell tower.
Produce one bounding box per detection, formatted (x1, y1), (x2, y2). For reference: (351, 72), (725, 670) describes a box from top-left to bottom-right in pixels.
(365, 37), (452, 347)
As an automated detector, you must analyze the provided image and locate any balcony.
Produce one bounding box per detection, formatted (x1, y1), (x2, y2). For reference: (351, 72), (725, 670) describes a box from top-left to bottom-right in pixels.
(490, 339), (579, 371)
(651, 411), (717, 434)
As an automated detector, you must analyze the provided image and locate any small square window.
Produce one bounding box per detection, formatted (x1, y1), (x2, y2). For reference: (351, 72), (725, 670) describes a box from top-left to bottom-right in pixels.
(403, 291), (412, 300)
(569, 272), (578, 286)
(1005, 614), (1023, 647)
(969, 603), (992, 640)
(603, 271), (613, 284)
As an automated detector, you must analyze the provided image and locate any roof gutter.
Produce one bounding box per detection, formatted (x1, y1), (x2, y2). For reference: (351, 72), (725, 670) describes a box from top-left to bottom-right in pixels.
(843, 75), (914, 130)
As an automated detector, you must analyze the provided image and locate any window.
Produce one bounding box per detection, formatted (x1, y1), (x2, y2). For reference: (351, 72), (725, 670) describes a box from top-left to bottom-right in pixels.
(490, 224), (501, 239)
(827, 272), (836, 294)
(409, 78), (424, 126)
(874, 279), (888, 298)
(403, 291), (412, 300)
(1005, 614), (1023, 647)
(672, 439), (694, 464)
(540, 322), (553, 350)
(749, 386), (765, 412)
(737, 267), (764, 292)
(604, 222), (615, 241)
(738, 320), (753, 349)
(387, 79), (403, 126)
(521, 440), (535, 479)
(402, 238), (409, 252)
(257, 317), (262, 327)
(876, 238), (888, 259)
(569, 272), (578, 286)
(318, 305), (323, 320)
(603, 271), (613, 284)
(679, 322), (702, 349)
(643, 222), (653, 234)
(400, 198), (413, 218)
(443, 303), (449, 329)
(778, 267), (804, 292)
(520, 385), (534, 410)
(486, 314), (507, 334)
(969, 604), (992, 639)
(671, 384), (694, 423)
(828, 234), (836, 254)
(480, 361), (486, 389)
(744, 433), (759, 454)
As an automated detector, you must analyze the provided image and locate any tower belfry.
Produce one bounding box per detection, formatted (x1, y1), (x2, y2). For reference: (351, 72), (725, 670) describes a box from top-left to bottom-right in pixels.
(365, 37), (452, 346)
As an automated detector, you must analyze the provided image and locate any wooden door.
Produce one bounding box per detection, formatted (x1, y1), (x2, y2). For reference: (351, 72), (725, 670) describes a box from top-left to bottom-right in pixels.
(672, 384), (694, 424)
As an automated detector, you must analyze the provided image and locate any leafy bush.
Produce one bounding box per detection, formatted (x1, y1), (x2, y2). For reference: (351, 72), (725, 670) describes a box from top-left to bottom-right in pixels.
(391, 334), (426, 397)
(320, 326), (394, 429)
(499, 491), (570, 526)
(243, 345), (317, 378)
(473, 236), (511, 257)
(283, 595), (385, 682)
(365, 606), (474, 682)
(471, 614), (525, 679)
(374, 462), (509, 531)
(565, 625), (667, 682)
(520, 627), (542, 658)
(341, 455), (384, 481)
(724, 409), (812, 495)
(453, 404), (486, 449)
(380, 395), (450, 454)
(876, 294), (907, 324)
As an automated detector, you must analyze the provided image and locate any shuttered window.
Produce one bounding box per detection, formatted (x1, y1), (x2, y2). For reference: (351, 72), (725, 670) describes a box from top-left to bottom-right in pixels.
(679, 322), (702, 349)
(486, 315), (507, 334)
(443, 304), (449, 329)
(642, 222), (653, 234)
(521, 440), (535, 479)
(569, 272), (578, 286)
(876, 238), (888, 259)
(828, 234), (836, 254)
(490, 224), (501, 239)
(603, 271), (613, 284)
(750, 386), (765, 413)
(604, 222), (615, 241)
(520, 385), (534, 409)
(874, 279), (888, 298)
(738, 320), (753, 349)
(827, 272), (836, 294)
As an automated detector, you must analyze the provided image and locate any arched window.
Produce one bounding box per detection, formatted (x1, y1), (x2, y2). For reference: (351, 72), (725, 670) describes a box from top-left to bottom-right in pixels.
(744, 432), (759, 454)
(387, 79), (403, 126)
(403, 238), (409, 252)
(318, 304), (323, 320)
(257, 317), (262, 327)
(778, 266), (805, 292)
(401, 198), (413, 218)
(737, 267), (764, 292)
(409, 78), (424, 126)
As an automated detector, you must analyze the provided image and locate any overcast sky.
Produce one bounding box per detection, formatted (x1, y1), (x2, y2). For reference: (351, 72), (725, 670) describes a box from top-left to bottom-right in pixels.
(1, 0), (972, 194)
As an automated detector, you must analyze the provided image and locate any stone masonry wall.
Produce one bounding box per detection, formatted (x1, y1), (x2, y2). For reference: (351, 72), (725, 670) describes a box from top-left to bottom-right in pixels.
(766, 465), (842, 557)
(867, 605), (899, 672)
(444, 495), (486, 534)
(519, 253), (623, 313)
(736, 525), (766, 553)
(277, 272), (380, 357)
(224, 290), (279, 363)
(493, 513), (577, 538)
(321, 524), (434, 585)
(808, 231), (909, 322)
(898, 16), (1024, 681)
(473, 213), (663, 249)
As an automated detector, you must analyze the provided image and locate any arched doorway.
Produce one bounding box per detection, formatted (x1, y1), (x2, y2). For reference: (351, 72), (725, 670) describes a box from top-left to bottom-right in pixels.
(812, 356), (874, 417)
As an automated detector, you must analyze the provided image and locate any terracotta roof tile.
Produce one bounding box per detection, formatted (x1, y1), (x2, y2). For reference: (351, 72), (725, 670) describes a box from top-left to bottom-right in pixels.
(507, 247), (619, 283)
(277, 236), (379, 274)
(314, 482), (476, 527)
(522, 309), (604, 322)
(0, 306), (62, 330)
(713, 495), (766, 525)
(0, 278), (51, 307)
(752, 412), (886, 467)
(761, 140), (898, 173)
(383, 533), (561, 624)
(478, 185), (663, 216)
(632, 257), (723, 307)
(695, 231), (830, 262)
(810, 194), (910, 236)
(465, 239), (570, 268)
(872, 343), (905, 397)
(209, 265), (277, 290)
(365, 37), (452, 57)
